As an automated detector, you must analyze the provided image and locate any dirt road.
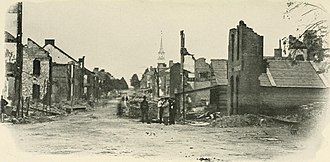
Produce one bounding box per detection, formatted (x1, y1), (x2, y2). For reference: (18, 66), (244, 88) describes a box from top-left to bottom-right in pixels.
(1, 99), (325, 162)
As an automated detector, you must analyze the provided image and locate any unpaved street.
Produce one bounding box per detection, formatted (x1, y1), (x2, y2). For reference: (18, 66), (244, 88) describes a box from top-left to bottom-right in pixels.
(2, 99), (323, 162)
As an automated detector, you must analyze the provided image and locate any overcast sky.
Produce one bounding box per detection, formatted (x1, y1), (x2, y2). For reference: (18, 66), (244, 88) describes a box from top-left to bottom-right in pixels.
(1, 0), (324, 82)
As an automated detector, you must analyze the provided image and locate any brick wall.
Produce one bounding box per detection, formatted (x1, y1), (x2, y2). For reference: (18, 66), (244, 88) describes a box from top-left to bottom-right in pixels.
(210, 86), (227, 112)
(170, 63), (181, 98)
(227, 21), (264, 115)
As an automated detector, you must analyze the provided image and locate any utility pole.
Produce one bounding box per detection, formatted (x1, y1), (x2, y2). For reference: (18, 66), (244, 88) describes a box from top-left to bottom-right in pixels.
(14, 2), (23, 117)
(180, 30), (186, 123)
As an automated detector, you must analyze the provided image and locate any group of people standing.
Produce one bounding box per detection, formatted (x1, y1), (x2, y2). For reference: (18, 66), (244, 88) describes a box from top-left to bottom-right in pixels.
(157, 97), (176, 125)
(139, 96), (176, 125)
(117, 95), (177, 125)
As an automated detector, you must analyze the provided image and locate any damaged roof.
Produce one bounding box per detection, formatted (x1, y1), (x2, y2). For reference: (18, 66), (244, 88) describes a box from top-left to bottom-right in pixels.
(259, 60), (328, 88)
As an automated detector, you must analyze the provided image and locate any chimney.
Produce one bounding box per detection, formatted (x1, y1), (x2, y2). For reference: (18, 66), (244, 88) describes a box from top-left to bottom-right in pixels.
(274, 39), (282, 58)
(279, 39), (282, 49)
(169, 60), (174, 67)
(45, 39), (55, 46)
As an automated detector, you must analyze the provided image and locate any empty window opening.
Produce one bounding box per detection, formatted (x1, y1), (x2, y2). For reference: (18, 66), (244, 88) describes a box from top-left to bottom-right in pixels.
(33, 59), (41, 76)
(32, 84), (40, 100)
(231, 34), (235, 62)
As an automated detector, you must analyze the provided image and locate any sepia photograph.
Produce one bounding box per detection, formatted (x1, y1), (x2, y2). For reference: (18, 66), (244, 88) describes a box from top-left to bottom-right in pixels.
(0, 0), (330, 161)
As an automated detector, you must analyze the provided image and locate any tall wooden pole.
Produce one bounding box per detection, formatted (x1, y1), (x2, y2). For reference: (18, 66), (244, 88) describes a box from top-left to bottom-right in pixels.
(180, 30), (186, 123)
(14, 2), (23, 117)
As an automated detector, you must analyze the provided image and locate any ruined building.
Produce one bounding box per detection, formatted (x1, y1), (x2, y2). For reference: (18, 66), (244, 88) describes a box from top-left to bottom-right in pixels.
(228, 20), (329, 115)
(227, 20), (264, 115)
(43, 39), (85, 103)
(4, 31), (17, 104)
(22, 38), (51, 103)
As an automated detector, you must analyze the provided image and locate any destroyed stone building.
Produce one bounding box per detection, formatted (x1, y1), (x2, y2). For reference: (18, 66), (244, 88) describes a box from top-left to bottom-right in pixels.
(209, 59), (228, 112)
(22, 38), (51, 103)
(194, 57), (212, 105)
(140, 66), (156, 96)
(4, 31), (17, 105)
(43, 39), (86, 103)
(175, 58), (228, 111)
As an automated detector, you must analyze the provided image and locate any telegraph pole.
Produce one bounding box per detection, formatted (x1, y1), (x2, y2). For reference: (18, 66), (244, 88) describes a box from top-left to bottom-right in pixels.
(180, 30), (186, 123)
(14, 2), (23, 117)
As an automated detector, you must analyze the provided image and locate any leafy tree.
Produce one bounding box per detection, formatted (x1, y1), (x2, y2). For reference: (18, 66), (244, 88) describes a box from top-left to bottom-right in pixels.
(130, 74), (140, 89)
(282, 1), (328, 61)
(119, 77), (129, 90)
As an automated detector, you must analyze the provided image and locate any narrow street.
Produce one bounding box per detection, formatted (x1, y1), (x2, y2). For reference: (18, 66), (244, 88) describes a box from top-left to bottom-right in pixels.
(1, 99), (320, 162)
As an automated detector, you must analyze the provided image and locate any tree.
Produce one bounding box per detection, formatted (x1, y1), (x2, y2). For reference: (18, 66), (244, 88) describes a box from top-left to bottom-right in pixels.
(130, 74), (140, 90)
(282, 1), (328, 62)
(119, 77), (129, 90)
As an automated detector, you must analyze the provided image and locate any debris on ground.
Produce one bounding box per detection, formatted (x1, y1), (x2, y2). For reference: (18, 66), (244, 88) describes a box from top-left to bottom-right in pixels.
(86, 114), (98, 119)
(189, 121), (210, 126)
(211, 114), (262, 128)
(125, 94), (158, 119)
(2, 99), (104, 124)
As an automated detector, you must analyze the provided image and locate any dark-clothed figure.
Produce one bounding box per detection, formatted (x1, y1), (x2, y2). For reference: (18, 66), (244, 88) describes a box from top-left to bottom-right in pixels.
(117, 97), (124, 117)
(140, 96), (150, 123)
(1, 97), (8, 123)
(169, 98), (176, 125)
(162, 99), (170, 125)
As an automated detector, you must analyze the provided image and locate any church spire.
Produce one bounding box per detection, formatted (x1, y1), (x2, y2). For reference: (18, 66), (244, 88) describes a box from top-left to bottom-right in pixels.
(158, 31), (165, 62)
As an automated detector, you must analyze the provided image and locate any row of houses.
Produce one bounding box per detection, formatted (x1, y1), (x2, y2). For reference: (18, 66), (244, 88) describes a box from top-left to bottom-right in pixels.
(140, 20), (329, 116)
(4, 33), (113, 109)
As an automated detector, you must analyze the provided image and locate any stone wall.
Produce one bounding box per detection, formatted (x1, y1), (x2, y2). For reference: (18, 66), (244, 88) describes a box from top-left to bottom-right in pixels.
(22, 39), (50, 101)
(52, 64), (70, 102)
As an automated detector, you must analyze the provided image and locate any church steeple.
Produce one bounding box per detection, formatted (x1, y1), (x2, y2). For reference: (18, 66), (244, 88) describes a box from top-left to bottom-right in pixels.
(158, 31), (165, 62)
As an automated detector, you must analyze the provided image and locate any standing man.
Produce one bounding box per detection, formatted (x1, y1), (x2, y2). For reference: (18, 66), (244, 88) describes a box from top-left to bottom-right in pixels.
(162, 98), (170, 125)
(157, 98), (164, 123)
(140, 96), (150, 124)
(1, 96), (8, 123)
(169, 98), (176, 125)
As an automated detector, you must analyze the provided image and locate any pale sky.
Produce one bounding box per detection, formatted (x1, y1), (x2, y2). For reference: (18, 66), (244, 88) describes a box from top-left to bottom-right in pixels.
(1, 0), (323, 82)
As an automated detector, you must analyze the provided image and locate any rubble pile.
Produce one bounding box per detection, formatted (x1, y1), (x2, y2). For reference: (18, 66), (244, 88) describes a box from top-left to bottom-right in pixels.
(297, 102), (327, 132)
(126, 95), (158, 119)
(265, 102), (326, 128)
(125, 94), (145, 118)
(3, 99), (96, 124)
(211, 114), (262, 128)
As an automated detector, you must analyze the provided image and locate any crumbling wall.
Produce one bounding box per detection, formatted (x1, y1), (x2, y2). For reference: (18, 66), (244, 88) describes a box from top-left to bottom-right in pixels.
(21, 39), (50, 101)
(52, 64), (70, 102)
